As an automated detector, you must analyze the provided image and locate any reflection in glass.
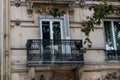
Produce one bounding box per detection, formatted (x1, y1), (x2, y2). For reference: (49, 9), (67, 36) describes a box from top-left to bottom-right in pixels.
(41, 21), (62, 60)
(52, 21), (62, 59)
(114, 21), (120, 50)
(104, 21), (114, 50)
(42, 21), (51, 60)
(53, 21), (61, 40)
(104, 21), (120, 50)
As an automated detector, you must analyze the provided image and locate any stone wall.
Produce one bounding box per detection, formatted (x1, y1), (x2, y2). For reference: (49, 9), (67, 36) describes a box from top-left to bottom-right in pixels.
(8, 0), (120, 80)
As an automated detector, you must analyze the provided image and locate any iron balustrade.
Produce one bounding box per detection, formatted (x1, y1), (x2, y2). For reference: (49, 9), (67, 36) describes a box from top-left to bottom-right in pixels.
(26, 39), (84, 66)
(105, 50), (120, 61)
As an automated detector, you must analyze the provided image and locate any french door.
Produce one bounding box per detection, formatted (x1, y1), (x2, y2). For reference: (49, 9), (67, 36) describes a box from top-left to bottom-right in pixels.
(40, 19), (64, 60)
(104, 20), (120, 50)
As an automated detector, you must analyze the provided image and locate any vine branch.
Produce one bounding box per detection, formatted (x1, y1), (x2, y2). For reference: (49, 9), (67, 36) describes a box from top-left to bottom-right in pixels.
(81, 1), (114, 49)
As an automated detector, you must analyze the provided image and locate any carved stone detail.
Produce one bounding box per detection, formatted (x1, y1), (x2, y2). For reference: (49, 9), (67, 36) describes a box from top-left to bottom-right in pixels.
(15, 19), (20, 26)
(49, 71), (75, 80)
(103, 72), (120, 80)
(32, 70), (83, 80)
(114, 9), (120, 16)
(14, 0), (21, 7)
(26, 0), (33, 13)
(106, 7), (120, 17)
(40, 75), (46, 80)
(34, 5), (67, 16)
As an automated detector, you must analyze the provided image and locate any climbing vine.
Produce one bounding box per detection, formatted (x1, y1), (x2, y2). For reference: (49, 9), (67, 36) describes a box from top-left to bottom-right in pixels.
(81, 1), (114, 48)
(47, 6), (61, 17)
(46, 0), (119, 51)
(47, 0), (61, 17)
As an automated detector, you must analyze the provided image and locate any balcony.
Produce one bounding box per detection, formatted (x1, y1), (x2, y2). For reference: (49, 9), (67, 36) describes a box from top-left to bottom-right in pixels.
(26, 39), (84, 66)
(105, 50), (120, 61)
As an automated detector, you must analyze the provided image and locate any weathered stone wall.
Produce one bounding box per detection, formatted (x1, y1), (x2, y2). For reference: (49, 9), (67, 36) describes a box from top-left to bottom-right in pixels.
(9, 0), (120, 80)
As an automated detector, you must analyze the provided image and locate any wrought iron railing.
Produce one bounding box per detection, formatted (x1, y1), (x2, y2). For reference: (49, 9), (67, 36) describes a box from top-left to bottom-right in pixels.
(105, 50), (120, 61)
(26, 39), (84, 66)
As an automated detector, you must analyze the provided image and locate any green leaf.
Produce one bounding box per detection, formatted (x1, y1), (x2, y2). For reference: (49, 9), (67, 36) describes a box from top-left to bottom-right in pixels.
(81, 1), (114, 49)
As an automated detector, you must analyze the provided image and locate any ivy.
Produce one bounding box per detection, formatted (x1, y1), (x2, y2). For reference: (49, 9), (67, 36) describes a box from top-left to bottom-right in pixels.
(81, 1), (113, 49)
(47, 6), (60, 17)
(47, 0), (61, 17)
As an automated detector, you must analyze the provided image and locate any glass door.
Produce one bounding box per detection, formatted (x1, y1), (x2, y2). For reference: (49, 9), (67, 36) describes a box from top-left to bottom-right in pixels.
(104, 21), (120, 50)
(41, 21), (51, 61)
(40, 19), (63, 61)
(114, 21), (120, 50)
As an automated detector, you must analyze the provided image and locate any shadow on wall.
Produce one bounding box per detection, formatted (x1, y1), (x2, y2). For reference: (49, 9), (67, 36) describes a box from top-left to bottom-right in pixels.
(32, 75), (45, 80)
(31, 71), (76, 80)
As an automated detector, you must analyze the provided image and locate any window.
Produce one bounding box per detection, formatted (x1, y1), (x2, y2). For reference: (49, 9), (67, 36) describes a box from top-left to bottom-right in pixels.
(39, 15), (70, 40)
(38, 15), (71, 61)
(104, 20), (120, 50)
(40, 19), (63, 40)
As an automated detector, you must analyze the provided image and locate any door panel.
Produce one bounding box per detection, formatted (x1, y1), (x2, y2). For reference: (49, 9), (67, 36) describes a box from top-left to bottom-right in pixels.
(42, 21), (51, 61)
(114, 21), (120, 50)
(52, 21), (62, 59)
(41, 19), (63, 61)
(53, 21), (61, 40)
(42, 21), (50, 39)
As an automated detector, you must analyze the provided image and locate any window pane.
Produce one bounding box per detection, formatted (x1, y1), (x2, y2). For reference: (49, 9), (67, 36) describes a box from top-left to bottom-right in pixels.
(53, 21), (61, 40)
(52, 21), (62, 55)
(42, 21), (50, 39)
(114, 21), (120, 50)
(104, 21), (114, 50)
(42, 21), (51, 60)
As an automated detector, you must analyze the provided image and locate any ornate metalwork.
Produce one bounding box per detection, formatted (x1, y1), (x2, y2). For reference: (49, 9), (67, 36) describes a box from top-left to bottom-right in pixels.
(26, 39), (84, 66)
(105, 50), (120, 61)
(14, 0), (21, 7)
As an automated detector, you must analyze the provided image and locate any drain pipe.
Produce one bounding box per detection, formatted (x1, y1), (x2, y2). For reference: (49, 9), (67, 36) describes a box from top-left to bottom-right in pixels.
(0, 0), (4, 80)
(4, 0), (10, 80)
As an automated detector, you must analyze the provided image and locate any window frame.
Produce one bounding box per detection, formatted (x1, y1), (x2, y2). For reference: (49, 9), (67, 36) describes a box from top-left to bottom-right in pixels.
(39, 18), (64, 40)
(103, 19), (120, 50)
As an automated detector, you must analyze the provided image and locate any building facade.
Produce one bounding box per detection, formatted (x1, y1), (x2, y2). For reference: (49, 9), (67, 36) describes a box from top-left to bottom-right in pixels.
(1, 0), (120, 80)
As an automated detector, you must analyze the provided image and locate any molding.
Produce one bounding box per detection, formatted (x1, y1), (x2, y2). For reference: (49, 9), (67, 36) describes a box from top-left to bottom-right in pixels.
(10, 24), (38, 28)
(30, 64), (80, 71)
(11, 20), (34, 23)
(10, 47), (105, 50)
(26, 0), (33, 14)
(11, 48), (26, 50)
(21, 25), (38, 28)
(85, 47), (105, 50)
(10, 1), (26, 6)
(70, 26), (103, 29)
(84, 62), (106, 65)
(15, 19), (20, 26)
(14, 0), (21, 7)
(83, 70), (101, 72)
(11, 69), (28, 73)
(70, 21), (103, 29)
